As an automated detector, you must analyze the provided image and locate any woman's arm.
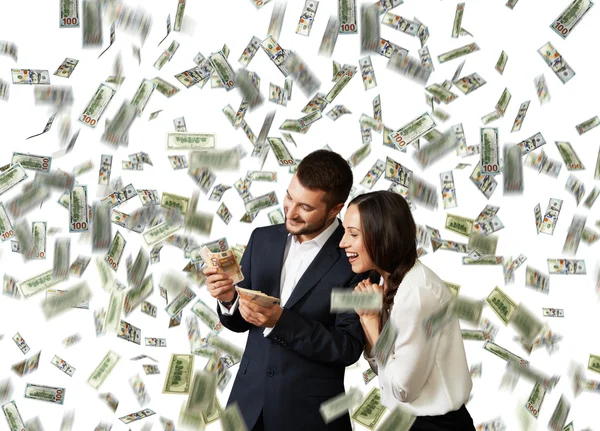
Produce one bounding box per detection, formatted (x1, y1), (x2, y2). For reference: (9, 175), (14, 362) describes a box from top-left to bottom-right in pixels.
(360, 315), (380, 355)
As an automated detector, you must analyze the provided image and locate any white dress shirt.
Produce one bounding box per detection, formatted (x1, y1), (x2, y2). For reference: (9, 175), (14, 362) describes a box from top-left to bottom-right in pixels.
(219, 218), (340, 337)
(364, 259), (473, 416)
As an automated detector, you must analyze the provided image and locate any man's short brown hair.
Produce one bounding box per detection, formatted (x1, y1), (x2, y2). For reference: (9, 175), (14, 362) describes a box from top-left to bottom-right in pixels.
(295, 149), (353, 209)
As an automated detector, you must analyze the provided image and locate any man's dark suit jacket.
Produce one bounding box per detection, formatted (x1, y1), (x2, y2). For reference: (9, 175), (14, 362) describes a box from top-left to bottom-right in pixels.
(217, 219), (376, 431)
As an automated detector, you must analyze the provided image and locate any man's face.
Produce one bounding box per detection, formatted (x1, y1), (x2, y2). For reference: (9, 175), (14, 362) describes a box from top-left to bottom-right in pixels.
(283, 174), (332, 237)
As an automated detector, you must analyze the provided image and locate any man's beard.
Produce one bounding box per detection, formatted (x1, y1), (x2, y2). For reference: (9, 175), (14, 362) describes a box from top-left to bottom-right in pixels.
(285, 213), (329, 237)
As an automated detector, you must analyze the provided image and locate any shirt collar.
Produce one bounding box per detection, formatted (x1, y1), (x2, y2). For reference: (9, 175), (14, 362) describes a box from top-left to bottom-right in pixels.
(290, 217), (340, 247)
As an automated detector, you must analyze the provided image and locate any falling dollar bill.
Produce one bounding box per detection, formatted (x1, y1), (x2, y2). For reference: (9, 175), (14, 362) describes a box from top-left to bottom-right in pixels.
(550, 0), (594, 39)
(79, 83), (115, 128)
(69, 185), (89, 232)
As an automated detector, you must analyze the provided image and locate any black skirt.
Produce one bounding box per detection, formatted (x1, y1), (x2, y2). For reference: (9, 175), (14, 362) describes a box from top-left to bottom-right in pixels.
(409, 404), (476, 431)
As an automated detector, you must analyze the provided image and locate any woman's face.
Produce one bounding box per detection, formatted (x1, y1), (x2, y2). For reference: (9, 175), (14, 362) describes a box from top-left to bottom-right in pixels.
(339, 204), (377, 273)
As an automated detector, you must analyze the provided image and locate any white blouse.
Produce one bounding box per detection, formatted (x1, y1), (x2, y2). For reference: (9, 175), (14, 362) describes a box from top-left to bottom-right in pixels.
(364, 259), (473, 416)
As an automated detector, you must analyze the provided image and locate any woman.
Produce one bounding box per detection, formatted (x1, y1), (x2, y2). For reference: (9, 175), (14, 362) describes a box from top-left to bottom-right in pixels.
(339, 190), (476, 431)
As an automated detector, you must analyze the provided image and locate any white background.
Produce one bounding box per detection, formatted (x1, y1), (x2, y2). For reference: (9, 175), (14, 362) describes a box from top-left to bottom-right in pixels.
(1, 0), (600, 429)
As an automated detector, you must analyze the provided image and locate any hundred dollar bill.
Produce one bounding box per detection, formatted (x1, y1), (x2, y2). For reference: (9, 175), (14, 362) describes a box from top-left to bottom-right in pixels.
(588, 353), (600, 374)
(2, 400), (27, 431)
(163, 353), (195, 394)
(319, 16), (340, 57)
(359, 56), (377, 90)
(205, 332), (244, 361)
(191, 298), (223, 333)
(79, 83), (115, 128)
(166, 132), (215, 150)
(548, 395), (570, 431)
(547, 258), (586, 275)
(69, 184), (89, 232)
(495, 50), (508, 74)
(103, 290), (124, 333)
(119, 408), (155, 424)
(31, 221), (46, 259)
(13, 332), (29, 354)
(17, 269), (64, 298)
(221, 403), (247, 431)
(24, 383), (66, 405)
(389, 113), (436, 149)
(319, 387), (362, 424)
(123, 274), (153, 316)
(445, 213), (473, 237)
(325, 64), (357, 102)
(82, 0), (102, 46)
(351, 388), (386, 430)
(330, 289), (382, 312)
(265, 137), (294, 166)
(12, 152), (51, 173)
(534, 74), (551, 104)
(480, 128), (500, 175)
(439, 171), (457, 209)
(0, 202), (14, 241)
(105, 231), (126, 271)
(101, 183), (137, 208)
(151, 76), (180, 98)
(360, 159), (385, 190)
(165, 285), (196, 317)
(540, 198), (562, 235)
(117, 319), (141, 344)
(130, 79), (156, 117)
(575, 115), (600, 135)
(296, 0), (318, 36)
(339, 0), (357, 33)
(0, 163), (27, 196)
(518, 131), (546, 154)
(425, 83), (457, 104)
(451, 3), (465, 38)
(510, 304), (545, 344)
(88, 350), (120, 390)
(102, 100), (136, 146)
(189, 148), (240, 173)
(239, 36), (261, 66)
(483, 340), (529, 367)
(244, 191), (278, 213)
(562, 214), (586, 255)
(437, 42), (480, 63)
(583, 187), (600, 209)
(42, 281), (91, 319)
(525, 381), (546, 418)
(98, 154), (112, 185)
(208, 51), (236, 91)
(51, 238), (70, 280)
(565, 173), (585, 205)
(453, 72), (486, 95)
(595, 147), (600, 179)
(161, 192), (189, 215)
(371, 318), (397, 366)
(543, 308), (563, 317)
(11, 69), (50, 84)
(550, 0), (594, 39)
(494, 87), (511, 117)
(503, 144), (523, 194)
(376, 405), (415, 431)
(486, 286), (517, 325)
(174, 0), (186, 31)
(537, 41), (575, 84)
(54, 57), (78, 78)
(143, 221), (181, 246)
(511, 100), (530, 132)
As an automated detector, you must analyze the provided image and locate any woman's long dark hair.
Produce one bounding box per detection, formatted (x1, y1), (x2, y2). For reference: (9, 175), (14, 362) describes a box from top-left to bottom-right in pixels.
(348, 190), (418, 330)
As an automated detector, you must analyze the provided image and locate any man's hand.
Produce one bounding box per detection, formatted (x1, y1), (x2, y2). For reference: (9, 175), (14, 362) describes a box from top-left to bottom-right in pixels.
(204, 266), (237, 302)
(239, 299), (283, 328)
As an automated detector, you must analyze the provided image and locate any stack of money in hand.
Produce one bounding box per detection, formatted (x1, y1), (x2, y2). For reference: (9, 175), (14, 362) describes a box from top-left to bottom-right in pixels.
(199, 245), (244, 284)
(235, 286), (280, 308)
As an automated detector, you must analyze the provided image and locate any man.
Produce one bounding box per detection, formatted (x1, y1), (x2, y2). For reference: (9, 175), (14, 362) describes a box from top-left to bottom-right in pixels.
(204, 149), (374, 431)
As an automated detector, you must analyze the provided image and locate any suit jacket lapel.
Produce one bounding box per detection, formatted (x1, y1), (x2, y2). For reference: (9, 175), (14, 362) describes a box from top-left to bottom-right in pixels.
(271, 224), (291, 300)
(283, 221), (343, 309)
